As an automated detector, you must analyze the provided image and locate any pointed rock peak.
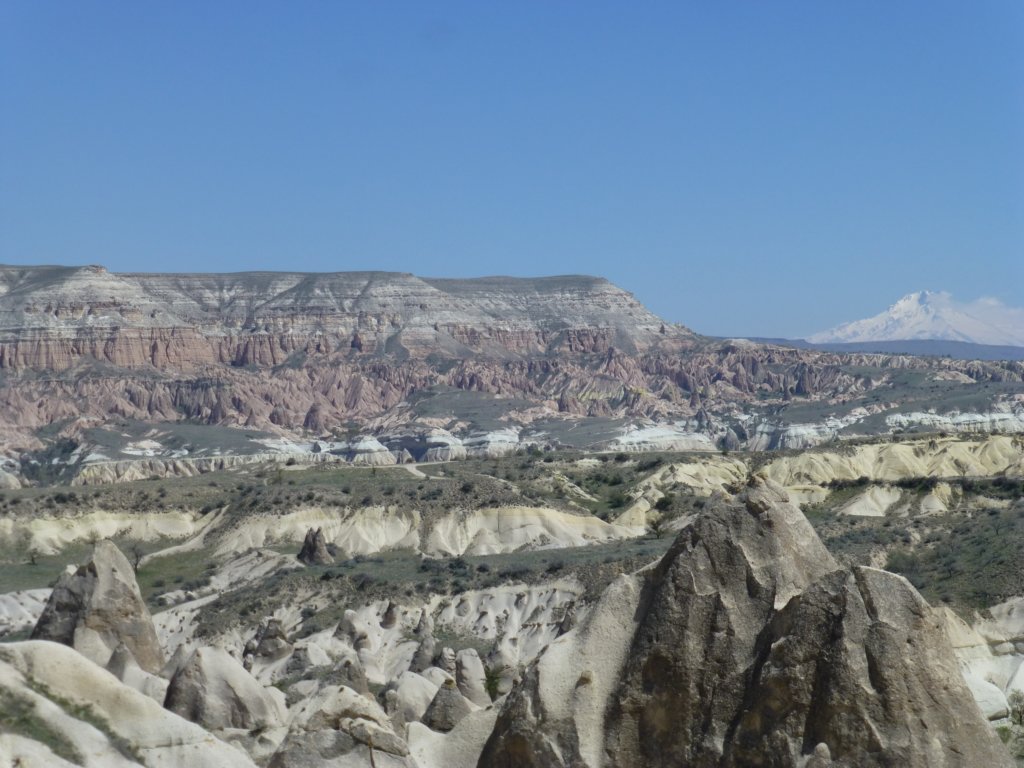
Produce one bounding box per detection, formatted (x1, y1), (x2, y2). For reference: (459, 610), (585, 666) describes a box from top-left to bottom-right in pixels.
(658, 477), (838, 608)
(422, 678), (474, 733)
(164, 645), (287, 732)
(297, 526), (333, 565)
(31, 538), (165, 674)
(481, 475), (1014, 768)
(105, 642), (139, 678)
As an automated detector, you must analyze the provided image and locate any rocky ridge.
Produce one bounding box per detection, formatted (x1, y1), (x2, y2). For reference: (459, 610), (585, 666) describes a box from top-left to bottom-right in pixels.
(0, 265), (681, 369)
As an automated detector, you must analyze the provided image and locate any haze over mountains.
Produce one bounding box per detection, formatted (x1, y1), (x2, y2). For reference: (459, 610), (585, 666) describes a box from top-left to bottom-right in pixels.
(809, 291), (1024, 347)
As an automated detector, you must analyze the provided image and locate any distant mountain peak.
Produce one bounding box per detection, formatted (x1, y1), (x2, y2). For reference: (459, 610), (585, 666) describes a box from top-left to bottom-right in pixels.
(893, 289), (941, 305)
(808, 291), (1024, 346)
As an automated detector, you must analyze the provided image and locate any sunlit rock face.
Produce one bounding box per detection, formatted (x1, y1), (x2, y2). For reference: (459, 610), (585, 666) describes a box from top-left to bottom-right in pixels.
(31, 539), (165, 674)
(0, 266), (681, 370)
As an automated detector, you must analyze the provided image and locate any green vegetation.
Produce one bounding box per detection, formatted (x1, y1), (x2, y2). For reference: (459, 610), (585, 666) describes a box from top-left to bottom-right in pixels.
(484, 663), (507, 701)
(0, 543), (93, 594)
(883, 505), (1024, 610)
(136, 546), (218, 604)
(807, 475), (1024, 614)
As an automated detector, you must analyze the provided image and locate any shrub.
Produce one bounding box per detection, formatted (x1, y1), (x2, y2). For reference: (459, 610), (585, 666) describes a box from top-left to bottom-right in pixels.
(1009, 690), (1024, 726)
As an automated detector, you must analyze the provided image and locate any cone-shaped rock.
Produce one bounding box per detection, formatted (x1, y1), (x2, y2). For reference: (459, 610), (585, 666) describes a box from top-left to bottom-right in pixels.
(164, 646), (287, 731)
(297, 527), (333, 565)
(422, 678), (473, 732)
(31, 539), (165, 674)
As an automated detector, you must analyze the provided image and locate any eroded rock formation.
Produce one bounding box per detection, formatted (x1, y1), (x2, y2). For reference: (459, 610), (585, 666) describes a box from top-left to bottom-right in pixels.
(30, 539), (165, 674)
(479, 479), (1013, 768)
(164, 646), (288, 732)
(2, 264), (1020, 464)
(297, 527), (333, 565)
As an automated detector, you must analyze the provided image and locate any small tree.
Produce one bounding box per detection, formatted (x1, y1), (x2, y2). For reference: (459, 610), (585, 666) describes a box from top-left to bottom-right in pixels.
(129, 542), (145, 572)
(654, 494), (674, 512)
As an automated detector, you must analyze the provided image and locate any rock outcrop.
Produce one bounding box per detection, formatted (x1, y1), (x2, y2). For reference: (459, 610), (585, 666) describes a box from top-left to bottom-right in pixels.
(30, 539), (165, 674)
(479, 479), (1013, 768)
(297, 527), (333, 565)
(164, 646), (288, 732)
(422, 679), (475, 733)
(272, 683), (414, 768)
(723, 566), (1011, 767)
(247, 618), (293, 661)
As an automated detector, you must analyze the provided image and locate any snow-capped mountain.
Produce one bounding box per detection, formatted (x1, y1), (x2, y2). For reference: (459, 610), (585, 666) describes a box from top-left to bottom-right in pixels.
(808, 291), (1024, 346)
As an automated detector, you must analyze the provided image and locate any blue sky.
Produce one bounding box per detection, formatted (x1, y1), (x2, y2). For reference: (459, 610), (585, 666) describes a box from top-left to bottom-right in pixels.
(1, 2), (1022, 337)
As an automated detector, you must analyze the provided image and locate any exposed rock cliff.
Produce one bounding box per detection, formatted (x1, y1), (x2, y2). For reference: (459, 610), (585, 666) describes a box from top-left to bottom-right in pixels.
(0, 266), (683, 370)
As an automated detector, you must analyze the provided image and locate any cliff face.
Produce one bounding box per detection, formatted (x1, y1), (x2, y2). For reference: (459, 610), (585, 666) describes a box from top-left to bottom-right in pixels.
(0, 265), (682, 369)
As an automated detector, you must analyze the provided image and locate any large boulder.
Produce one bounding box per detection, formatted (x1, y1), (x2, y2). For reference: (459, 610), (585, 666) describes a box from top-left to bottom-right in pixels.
(31, 539), (165, 674)
(164, 646), (287, 732)
(387, 670), (439, 724)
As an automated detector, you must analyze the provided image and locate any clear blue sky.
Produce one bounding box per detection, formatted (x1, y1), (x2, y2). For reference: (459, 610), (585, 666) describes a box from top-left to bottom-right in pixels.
(2, 2), (1022, 337)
